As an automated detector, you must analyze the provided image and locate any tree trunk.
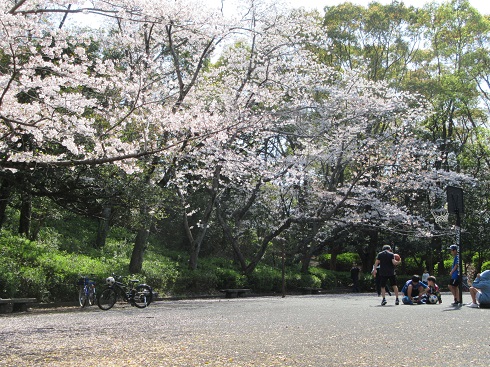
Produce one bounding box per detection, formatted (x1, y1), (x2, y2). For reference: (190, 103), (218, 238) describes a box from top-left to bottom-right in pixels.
(329, 245), (341, 271)
(18, 192), (31, 237)
(184, 165), (221, 270)
(95, 206), (112, 248)
(129, 227), (150, 274)
(0, 179), (12, 229)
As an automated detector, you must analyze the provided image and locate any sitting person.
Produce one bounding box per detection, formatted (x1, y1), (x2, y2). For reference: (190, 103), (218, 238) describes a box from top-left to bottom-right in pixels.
(421, 275), (442, 304)
(467, 270), (490, 308)
(401, 275), (428, 304)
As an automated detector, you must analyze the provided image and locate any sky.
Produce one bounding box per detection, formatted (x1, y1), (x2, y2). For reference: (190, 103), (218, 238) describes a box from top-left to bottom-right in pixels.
(284, 0), (489, 15)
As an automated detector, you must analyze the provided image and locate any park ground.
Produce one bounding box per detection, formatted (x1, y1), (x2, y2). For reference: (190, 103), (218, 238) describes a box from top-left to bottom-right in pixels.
(0, 292), (489, 366)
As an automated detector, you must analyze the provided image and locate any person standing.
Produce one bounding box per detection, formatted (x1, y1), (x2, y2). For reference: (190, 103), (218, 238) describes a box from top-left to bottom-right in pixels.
(373, 264), (391, 297)
(422, 269), (430, 284)
(350, 263), (361, 293)
(448, 245), (460, 306)
(372, 244), (401, 305)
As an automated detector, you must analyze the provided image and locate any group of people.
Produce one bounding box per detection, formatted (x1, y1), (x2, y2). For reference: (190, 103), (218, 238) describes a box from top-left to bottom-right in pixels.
(399, 274), (442, 304)
(371, 243), (490, 308)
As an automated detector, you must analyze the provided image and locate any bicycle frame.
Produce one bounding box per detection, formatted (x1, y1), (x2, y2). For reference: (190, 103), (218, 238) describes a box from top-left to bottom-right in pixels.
(108, 280), (133, 303)
(77, 276), (96, 307)
(107, 276), (152, 305)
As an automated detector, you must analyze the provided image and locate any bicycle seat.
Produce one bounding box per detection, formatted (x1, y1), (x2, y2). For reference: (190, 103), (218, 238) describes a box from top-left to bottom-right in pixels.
(130, 279), (139, 283)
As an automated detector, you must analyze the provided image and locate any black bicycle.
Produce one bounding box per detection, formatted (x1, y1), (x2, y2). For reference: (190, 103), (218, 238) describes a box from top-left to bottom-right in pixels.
(97, 274), (153, 310)
(77, 275), (97, 307)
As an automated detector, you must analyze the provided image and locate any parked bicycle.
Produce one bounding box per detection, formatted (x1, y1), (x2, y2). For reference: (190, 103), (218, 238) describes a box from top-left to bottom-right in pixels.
(97, 274), (153, 310)
(77, 275), (97, 308)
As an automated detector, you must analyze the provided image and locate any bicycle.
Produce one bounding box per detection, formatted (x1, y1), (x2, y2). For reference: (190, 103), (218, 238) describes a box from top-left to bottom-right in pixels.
(97, 274), (153, 310)
(77, 275), (97, 308)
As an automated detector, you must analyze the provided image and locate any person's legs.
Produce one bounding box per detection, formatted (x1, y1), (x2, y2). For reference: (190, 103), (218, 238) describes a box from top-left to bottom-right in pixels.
(380, 276), (387, 305)
(470, 287), (478, 303)
(449, 279), (460, 304)
(448, 284), (455, 298)
(467, 287), (481, 308)
(385, 286), (392, 296)
(454, 284), (460, 303)
(388, 275), (399, 304)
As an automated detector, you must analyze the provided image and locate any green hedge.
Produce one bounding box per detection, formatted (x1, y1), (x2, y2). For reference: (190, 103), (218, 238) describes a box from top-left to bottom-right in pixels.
(317, 253), (361, 271)
(4, 229), (483, 302)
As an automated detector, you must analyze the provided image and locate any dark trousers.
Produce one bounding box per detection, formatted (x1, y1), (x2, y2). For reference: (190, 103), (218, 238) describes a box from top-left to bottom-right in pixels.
(375, 275), (391, 296)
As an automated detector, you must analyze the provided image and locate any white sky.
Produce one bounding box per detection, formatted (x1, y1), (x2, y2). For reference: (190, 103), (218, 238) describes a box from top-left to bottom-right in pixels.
(286, 0), (489, 15)
(213, 0), (489, 15)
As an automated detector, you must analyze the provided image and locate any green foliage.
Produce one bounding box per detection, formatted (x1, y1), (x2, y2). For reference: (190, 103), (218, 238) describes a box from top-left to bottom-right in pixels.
(307, 267), (336, 289)
(172, 269), (218, 295)
(337, 253), (361, 271)
(400, 257), (421, 275)
(141, 257), (179, 295)
(246, 266), (283, 292)
(214, 267), (247, 289)
(36, 212), (99, 254)
(317, 253), (329, 268)
(482, 261), (490, 272)
(2, 221), (486, 302)
(0, 230), (126, 300)
(317, 252), (360, 271)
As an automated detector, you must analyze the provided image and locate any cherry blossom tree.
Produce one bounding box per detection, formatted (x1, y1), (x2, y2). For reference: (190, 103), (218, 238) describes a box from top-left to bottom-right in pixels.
(0, 0), (474, 276)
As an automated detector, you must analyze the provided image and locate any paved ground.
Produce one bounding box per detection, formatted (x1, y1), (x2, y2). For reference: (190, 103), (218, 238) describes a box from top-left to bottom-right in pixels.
(0, 292), (489, 366)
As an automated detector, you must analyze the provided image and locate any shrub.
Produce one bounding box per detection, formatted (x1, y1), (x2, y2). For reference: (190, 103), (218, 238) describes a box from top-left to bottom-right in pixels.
(360, 273), (375, 291)
(308, 267), (336, 289)
(298, 273), (321, 288)
(335, 272), (352, 287)
(336, 253), (361, 271)
(172, 269), (218, 295)
(400, 257), (421, 275)
(215, 267), (246, 289)
(482, 261), (490, 272)
(317, 253), (330, 269)
(246, 266), (282, 292)
(317, 252), (360, 271)
(142, 257), (180, 295)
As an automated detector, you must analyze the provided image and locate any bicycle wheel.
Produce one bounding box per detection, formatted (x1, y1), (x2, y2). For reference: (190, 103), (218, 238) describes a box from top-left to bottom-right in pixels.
(88, 286), (96, 306)
(97, 288), (117, 310)
(78, 287), (87, 307)
(133, 285), (153, 308)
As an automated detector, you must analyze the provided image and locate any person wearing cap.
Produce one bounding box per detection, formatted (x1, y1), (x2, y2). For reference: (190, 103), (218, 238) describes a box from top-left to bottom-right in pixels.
(448, 245), (460, 306)
(372, 244), (401, 306)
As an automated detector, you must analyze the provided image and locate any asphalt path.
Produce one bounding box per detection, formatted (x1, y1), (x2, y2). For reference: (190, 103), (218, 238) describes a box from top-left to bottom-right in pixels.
(1, 292), (489, 366)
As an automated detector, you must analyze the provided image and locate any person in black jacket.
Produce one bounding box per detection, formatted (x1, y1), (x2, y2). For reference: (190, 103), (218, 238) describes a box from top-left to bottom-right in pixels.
(372, 244), (401, 306)
(350, 263), (360, 293)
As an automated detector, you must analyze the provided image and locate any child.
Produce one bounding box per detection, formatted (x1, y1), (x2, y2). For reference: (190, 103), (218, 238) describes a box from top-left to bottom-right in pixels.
(422, 275), (442, 304)
(401, 275), (427, 304)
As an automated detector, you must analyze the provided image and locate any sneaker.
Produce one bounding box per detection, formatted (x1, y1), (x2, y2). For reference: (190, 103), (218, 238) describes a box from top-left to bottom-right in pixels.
(467, 303), (479, 308)
(395, 298), (399, 305)
(451, 301), (461, 307)
(381, 298), (387, 306)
